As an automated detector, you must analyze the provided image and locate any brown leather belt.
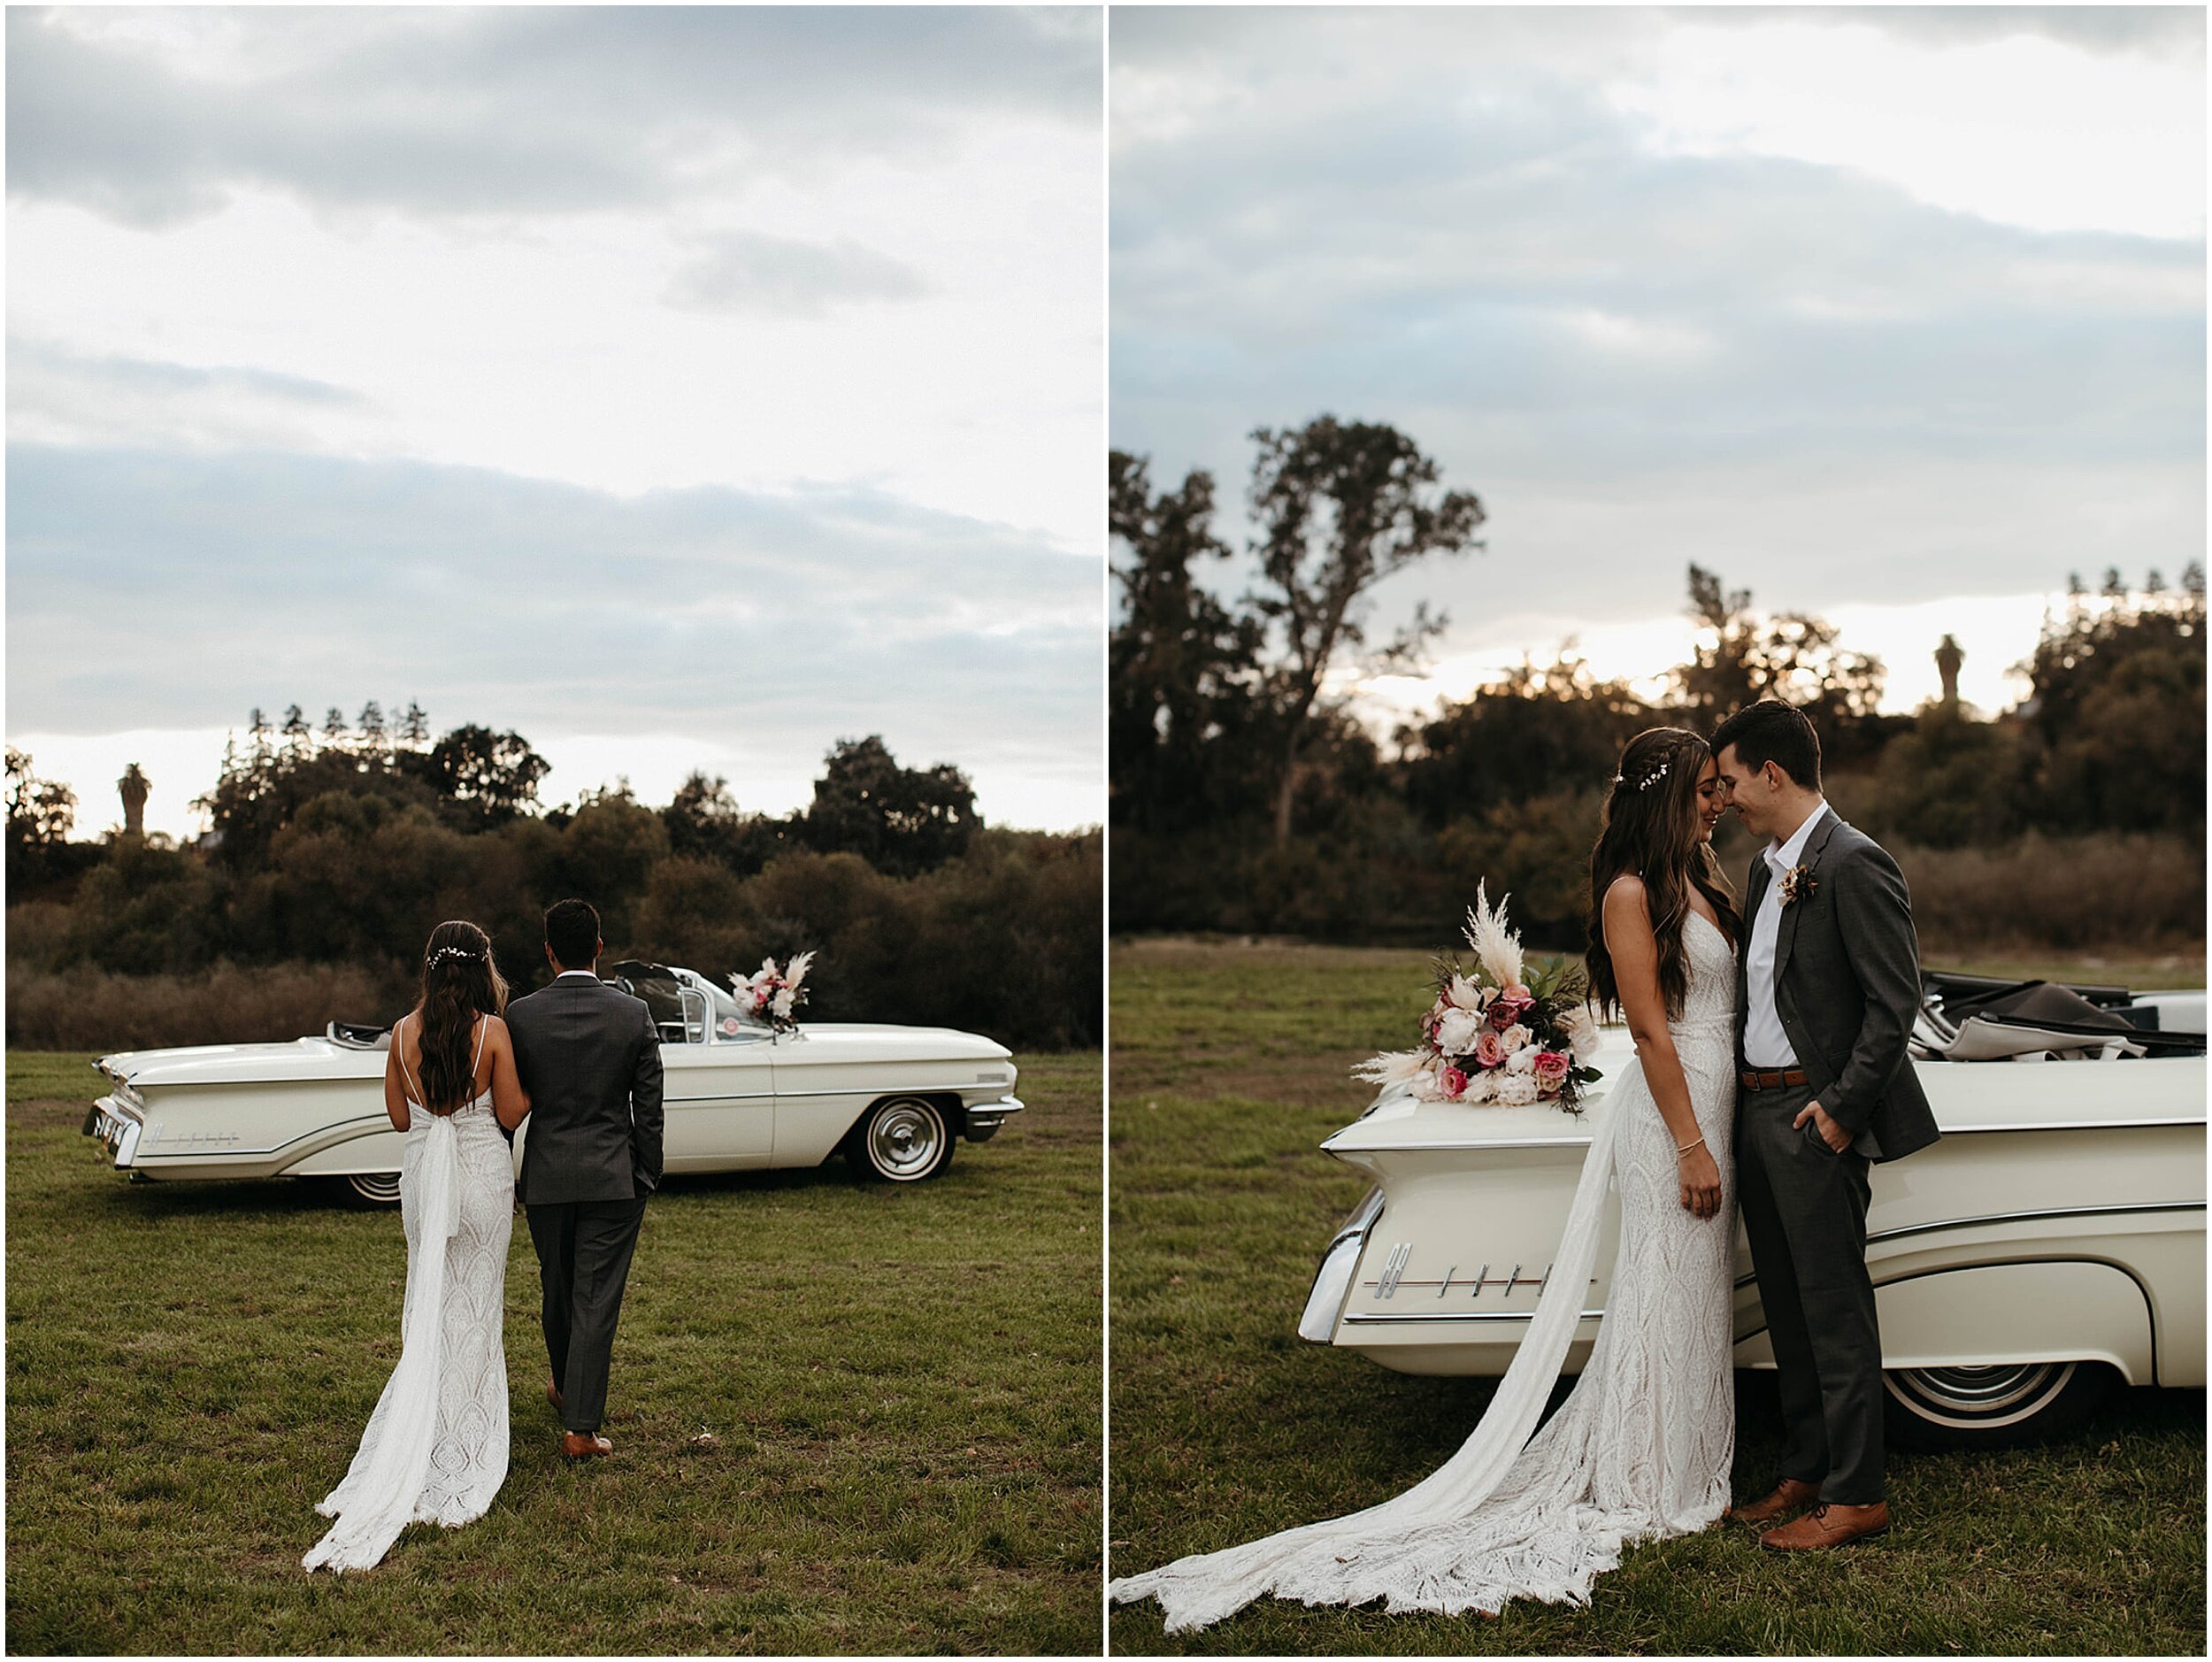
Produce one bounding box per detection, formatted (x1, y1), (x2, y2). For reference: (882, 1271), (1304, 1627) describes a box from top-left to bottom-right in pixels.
(1740, 1067), (1809, 1090)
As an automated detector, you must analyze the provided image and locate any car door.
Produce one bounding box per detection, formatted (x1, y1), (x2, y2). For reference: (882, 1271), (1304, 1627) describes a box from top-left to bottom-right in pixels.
(659, 985), (775, 1170)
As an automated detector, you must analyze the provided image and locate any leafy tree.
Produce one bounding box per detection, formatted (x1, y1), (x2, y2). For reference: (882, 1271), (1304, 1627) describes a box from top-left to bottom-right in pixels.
(2021, 581), (2205, 835)
(1400, 650), (1651, 827)
(804, 735), (976, 877)
(6, 749), (76, 846)
(557, 786), (672, 922)
(662, 771), (794, 876)
(1672, 565), (1887, 761)
(1245, 417), (1485, 844)
(417, 725), (550, 827)
(1109, 450), (1267, 834)
(5, 749), (84, 891)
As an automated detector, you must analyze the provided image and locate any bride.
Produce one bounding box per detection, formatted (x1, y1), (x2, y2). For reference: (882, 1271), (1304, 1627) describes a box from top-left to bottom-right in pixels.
(304, 919), (531, 1573)
(1110, 726), (1742, 1629)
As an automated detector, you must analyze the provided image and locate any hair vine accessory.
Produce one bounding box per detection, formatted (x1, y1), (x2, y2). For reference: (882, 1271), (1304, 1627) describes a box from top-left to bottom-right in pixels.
(430, 944), (483, 965)
(1612, 760), (1671, 793)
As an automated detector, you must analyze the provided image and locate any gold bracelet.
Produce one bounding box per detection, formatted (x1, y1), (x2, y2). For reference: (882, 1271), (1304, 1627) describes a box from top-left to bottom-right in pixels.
(1676, 1135), (1706, 1158)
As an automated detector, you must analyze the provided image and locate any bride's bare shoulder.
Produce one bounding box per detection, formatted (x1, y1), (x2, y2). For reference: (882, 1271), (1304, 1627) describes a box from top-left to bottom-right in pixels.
(1601, 872), (1651, 914)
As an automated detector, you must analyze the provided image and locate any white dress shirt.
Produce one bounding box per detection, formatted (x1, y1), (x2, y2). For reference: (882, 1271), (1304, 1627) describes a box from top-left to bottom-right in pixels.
(556, 968), (599, 981)
(1742, 800), (1829, 1069)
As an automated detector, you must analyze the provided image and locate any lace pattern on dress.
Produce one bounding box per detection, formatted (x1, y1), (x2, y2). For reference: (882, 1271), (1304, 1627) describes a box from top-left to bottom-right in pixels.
(1110, 910), (1739, 1629)
(303, 1018), (512, 1572)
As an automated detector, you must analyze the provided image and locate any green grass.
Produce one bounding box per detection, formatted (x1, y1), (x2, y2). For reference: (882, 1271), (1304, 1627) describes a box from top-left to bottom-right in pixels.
(1107, 940), (2206, 1656)
(8, 1050), (1102, 1656)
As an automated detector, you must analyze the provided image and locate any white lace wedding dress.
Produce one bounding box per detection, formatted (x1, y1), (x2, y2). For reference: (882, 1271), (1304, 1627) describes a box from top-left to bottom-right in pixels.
(303, 1020), (513, 1573)
(1110, 910), (1739, 1630)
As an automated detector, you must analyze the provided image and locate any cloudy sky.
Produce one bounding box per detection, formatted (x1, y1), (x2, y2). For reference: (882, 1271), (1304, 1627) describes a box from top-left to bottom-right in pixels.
(1111, 6), (2204, 724)
(8, 5), (1102, 839)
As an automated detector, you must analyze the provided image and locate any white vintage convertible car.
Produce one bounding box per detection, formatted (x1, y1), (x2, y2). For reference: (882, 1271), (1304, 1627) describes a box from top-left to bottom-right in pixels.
(1299, 971), (2205, 1449)
(83, 962), (1023, 1202)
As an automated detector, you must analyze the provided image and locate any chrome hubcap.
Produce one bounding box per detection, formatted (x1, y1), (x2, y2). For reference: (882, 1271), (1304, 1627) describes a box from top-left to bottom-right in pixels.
(348, 1171), (403, 1205)
(1885, 1362), (2075, 1428)
(867, 1100), (944, 1180)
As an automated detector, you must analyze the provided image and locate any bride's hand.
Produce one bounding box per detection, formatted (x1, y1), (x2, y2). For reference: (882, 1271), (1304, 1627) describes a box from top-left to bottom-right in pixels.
(1678, 1143), (1724, 1220)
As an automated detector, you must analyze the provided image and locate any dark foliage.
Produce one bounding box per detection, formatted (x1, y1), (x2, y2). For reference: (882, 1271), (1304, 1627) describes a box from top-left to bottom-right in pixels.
(11, 728), (1094, 1051)
(803, 735), (978, 877)
(1109, 451), (1271, 835)
(1108, 490), (2205, 950)
(5, 749), (99, 895)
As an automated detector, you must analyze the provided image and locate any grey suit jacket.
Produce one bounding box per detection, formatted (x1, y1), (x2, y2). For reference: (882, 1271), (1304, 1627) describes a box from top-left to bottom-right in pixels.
(507, 974), (666, 1206)
(1736, 807), (1941, 1165)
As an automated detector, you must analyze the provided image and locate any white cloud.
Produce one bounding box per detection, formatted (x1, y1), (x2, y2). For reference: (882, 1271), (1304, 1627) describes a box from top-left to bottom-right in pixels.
(7, 6), (1105, 833)
(1607, 19), (2205, 240)
(1109, 4), (2201, 735)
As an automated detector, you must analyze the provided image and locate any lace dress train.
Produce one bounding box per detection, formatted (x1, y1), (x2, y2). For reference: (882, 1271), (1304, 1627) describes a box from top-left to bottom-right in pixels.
(1110, 912), (1739, 1629)
(303, 1053), (513, 1573)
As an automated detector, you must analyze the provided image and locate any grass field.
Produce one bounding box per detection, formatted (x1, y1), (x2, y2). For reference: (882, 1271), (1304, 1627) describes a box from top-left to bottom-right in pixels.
(7, 1049), (1102, 1656)
(1107, 939), (2207, 1657)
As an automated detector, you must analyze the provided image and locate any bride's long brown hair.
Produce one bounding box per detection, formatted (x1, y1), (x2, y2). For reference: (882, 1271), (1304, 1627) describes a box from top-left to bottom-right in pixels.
(411, 919), (509, 1113)
(1584, 727), (1740, 1020)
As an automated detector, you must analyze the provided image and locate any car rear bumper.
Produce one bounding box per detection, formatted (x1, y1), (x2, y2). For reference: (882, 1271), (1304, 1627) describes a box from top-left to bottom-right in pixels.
(84, 1096), (143, 1167)
(963, 1094), (1024, 1141)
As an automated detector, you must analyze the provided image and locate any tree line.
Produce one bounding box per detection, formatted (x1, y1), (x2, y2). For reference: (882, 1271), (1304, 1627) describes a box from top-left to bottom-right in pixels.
(1112, 417), (2205, 948)
(7, 723), (1098, 1051)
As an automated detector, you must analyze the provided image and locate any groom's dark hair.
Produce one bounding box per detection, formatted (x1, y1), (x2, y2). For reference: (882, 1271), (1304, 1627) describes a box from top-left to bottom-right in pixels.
(543, 898), (602, 970)
(1712, 699), (1822, 789)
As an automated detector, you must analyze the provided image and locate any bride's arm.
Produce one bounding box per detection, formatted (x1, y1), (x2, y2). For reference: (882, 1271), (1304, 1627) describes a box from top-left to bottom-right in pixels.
(382, 1019), (411, 1133)
(1601, 876), (1724, 1220)
(487, 1017), (532, 1131)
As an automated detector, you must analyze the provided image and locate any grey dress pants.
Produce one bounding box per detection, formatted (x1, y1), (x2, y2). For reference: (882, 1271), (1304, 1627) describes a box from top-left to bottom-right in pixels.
(527, 1195), (649, 1436)
(1735, 1079), (1885, 1504)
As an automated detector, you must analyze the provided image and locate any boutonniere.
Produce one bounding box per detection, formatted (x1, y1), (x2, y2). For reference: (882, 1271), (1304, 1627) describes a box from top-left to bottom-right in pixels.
(1778, 864), (1817, 907)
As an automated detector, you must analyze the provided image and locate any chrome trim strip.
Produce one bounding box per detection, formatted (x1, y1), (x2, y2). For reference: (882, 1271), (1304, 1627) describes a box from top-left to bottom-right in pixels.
(1731, 1201), (2206, 1289)
(1927, 1119), (2205, 1135)
(1870, 1199), (2204, 1246)
(1344, 1308), (1605, 1326)
(772, 1084), (990, 1100)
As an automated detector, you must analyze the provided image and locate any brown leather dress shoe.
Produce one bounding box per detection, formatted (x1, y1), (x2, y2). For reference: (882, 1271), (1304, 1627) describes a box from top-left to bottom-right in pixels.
(561, 1431), (613, 1463)
(1760, 1501), (1889, 1551)
(1726, 1476), (1820, 1526)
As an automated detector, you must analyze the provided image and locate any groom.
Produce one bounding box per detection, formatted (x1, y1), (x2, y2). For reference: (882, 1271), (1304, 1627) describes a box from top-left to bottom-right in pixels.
(1711, 701), (1940, 1551)
(506, 898), (664, 1462)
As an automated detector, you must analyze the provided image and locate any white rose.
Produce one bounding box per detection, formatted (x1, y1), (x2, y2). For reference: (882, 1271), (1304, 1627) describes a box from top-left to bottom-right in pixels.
(1506, 1045), (1538, 1075)
(1435, 1007), (1482, 1055)
(1500, 1023), (1532, 1053)
(1496, 1073), (1540, 1107)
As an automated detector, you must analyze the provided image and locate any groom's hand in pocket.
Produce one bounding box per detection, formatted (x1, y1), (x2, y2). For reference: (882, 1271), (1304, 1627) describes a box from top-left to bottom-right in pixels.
(1793, 1100), (1851, 1152)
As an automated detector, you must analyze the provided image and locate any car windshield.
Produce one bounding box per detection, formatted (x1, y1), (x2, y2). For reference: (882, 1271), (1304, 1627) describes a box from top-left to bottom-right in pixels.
(604, 961), (772, 1044)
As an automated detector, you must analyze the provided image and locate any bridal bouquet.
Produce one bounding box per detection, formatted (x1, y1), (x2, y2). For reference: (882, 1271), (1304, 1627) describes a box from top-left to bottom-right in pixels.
(732, 951), (814, 1035)
(1354, 884), (1604, 1112)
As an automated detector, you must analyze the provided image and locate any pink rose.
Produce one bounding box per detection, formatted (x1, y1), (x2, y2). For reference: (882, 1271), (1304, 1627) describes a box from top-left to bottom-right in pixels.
(1474, 1030), (1507, 1070)
(1533, 1050), (1571, 1086)
(1439, 1066), (1469, 1099)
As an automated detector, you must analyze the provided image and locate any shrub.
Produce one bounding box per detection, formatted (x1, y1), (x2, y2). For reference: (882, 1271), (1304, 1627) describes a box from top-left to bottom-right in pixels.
(1893, 833), (2205, 955)
(6, 960), (406, 1051)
